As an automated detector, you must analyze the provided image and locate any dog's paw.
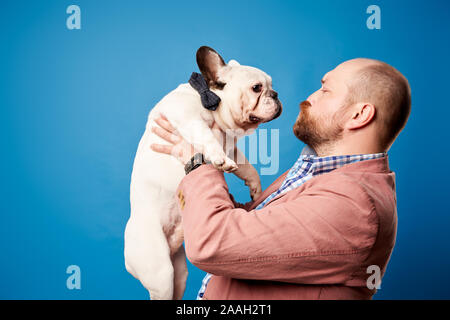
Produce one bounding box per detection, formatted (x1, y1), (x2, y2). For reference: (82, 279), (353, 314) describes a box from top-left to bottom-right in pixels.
(221, 157), (238, 173)
(208, 154), (238, 173)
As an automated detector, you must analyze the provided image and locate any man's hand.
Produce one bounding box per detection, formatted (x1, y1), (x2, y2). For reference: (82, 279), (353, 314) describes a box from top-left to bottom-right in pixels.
(150, 114), (197, 164)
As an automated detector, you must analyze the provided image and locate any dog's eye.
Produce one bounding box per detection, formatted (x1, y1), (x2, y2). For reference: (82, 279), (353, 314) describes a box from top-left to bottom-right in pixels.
(252, 84), (263, 93)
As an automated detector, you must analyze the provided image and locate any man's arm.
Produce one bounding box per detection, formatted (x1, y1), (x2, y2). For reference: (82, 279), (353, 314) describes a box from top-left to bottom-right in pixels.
(178, 164), (379, 285)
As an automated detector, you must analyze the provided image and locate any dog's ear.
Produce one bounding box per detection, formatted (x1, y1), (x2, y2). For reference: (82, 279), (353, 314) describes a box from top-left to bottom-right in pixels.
(196, 46), (226, 89)
(227, 59), (240, 67)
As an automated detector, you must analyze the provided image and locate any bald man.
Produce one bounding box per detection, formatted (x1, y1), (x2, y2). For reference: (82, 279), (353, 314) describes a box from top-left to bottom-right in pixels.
(150, 58), (411, 300)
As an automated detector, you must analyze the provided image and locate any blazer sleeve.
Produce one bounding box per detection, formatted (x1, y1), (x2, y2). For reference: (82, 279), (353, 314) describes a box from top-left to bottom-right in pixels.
(177, 164), (379, 285)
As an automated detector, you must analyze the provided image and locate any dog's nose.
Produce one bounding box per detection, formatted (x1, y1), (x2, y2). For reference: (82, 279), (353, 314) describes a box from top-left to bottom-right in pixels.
(269, 90), (278, 99)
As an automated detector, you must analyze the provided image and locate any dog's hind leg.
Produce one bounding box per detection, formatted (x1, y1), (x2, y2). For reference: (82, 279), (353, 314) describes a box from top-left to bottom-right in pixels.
(171, 244), (188, 300)
(124, 214), (175, 300)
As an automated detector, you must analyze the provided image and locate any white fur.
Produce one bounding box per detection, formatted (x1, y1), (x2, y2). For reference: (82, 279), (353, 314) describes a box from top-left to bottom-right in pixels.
(124, 49), (281, 300)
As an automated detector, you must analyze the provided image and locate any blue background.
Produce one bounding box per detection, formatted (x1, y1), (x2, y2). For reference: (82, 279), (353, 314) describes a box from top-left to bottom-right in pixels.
(1, 0), (449, 299)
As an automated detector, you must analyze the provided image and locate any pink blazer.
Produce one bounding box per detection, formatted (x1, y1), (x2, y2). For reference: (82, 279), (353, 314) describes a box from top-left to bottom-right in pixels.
(176, 155), (397, 300)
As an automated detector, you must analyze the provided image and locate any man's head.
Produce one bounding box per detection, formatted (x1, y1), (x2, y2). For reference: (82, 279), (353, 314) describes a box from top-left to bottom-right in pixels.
(293, 58), (411, 155)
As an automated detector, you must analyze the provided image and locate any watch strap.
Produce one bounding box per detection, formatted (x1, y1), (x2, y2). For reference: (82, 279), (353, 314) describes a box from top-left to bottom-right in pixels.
(184, 153), (206, 175)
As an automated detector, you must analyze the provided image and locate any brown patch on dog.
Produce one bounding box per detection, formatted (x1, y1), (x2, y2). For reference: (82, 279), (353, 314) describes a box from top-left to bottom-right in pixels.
(196, 46), (226, 88)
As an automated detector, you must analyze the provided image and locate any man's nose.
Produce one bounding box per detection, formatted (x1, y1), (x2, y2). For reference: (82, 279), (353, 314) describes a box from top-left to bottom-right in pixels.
(306, 90), (319, 105)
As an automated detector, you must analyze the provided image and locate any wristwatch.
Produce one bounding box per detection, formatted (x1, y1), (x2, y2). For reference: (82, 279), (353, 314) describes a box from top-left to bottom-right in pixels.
(184, 153), (206, 175)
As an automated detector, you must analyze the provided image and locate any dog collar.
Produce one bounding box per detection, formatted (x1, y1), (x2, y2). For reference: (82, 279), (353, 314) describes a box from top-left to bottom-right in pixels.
(188, 72), (221, 111)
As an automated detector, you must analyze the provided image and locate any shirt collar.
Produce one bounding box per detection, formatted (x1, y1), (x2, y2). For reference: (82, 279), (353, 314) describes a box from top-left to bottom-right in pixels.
(287, 146), (387, 178)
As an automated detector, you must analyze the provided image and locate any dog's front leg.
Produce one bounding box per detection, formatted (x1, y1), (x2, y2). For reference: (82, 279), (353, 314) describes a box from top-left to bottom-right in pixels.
(159, 115), (238, 173)
(229, 147), (262, 200)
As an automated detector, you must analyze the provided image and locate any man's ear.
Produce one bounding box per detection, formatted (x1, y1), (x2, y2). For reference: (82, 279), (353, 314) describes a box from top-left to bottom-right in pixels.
(196, 46), (226, 89)
(346, 102), (376, 130)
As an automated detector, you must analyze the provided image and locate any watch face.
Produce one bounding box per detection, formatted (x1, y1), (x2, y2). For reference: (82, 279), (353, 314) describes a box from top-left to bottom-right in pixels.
(193, 153), (204, 164)
(185, 154), (205, 175)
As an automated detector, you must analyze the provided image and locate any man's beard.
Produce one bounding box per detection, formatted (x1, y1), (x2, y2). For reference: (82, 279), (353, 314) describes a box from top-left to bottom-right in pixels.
(293, 100), (345, 150)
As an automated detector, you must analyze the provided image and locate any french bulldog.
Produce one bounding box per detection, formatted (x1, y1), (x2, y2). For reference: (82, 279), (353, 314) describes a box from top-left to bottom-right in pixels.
(124, 46), (282, 300)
